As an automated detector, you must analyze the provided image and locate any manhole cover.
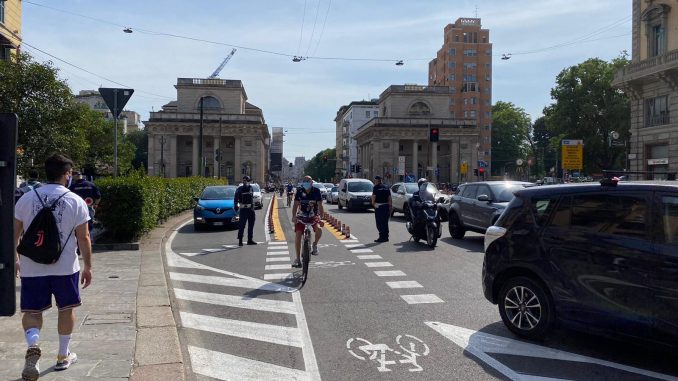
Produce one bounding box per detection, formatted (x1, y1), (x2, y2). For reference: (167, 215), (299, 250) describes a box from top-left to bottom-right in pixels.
(83, 313), (133, 325)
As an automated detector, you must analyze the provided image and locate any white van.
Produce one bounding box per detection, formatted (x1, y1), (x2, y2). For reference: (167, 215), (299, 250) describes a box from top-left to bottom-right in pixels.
(338, 178), (374, 211)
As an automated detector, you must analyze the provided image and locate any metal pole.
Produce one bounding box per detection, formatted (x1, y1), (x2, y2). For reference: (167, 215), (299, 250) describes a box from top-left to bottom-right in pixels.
(160, 136), (165, 178)
(199, 97), (204, 177)
(113, 89), (118, 178)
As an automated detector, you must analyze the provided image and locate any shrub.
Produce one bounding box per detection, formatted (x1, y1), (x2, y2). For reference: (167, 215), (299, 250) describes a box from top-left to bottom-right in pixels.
(96, 174), (225, 241)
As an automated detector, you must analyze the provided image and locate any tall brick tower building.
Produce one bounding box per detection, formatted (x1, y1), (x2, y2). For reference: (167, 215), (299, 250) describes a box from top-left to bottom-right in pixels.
(429, 17), (492, 174)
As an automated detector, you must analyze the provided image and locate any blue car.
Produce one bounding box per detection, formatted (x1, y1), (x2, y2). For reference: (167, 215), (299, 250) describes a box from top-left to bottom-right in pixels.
(193, 186), (239, 230)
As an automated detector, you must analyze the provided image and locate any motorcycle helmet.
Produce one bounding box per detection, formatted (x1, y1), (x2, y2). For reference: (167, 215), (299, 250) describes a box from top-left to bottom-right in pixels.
(417, 178), (428, 187)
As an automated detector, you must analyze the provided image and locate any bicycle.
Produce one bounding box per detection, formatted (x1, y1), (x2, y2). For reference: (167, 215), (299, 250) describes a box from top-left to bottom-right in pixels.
(296, 216), (318, 285)
(287, 191), (293, 207)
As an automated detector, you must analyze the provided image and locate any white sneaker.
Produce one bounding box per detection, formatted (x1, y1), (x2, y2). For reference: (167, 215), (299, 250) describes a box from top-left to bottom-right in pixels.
(22, 345), (41, 381)
(55, 352), (77, 371)
(312, 243), (318, 255)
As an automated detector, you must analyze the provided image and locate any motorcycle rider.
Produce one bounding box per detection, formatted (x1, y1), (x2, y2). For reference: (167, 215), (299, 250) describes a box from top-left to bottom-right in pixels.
(407, 178), (429, 225)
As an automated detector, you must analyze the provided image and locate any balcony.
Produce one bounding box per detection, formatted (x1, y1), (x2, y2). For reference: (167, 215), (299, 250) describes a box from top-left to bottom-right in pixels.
(613, 49), (678, 86)
(645, 113), (671, 128)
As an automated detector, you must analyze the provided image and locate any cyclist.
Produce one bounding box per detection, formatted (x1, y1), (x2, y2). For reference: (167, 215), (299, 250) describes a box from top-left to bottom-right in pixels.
(291, 175), (324, 268)
(285, 181), (295, 207)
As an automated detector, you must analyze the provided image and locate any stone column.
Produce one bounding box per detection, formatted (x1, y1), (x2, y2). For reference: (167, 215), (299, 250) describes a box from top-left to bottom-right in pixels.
(147, 133), (155, 176)
(234, 136), (241, 180)
(169, 135), (178, 178)
(451, 139), (460, 184)
(191, 135), (199, 177)
(412, 140), (418, 179)
(213, 135), (220, 178)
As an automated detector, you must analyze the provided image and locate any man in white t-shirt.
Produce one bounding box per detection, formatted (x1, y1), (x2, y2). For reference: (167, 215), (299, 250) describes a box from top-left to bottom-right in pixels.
(14, 154), (92, 381)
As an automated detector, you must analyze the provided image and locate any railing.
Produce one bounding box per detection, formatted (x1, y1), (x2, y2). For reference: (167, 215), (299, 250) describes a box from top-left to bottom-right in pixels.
(645, 113), (671, 127)
(616, 49), (678, 79)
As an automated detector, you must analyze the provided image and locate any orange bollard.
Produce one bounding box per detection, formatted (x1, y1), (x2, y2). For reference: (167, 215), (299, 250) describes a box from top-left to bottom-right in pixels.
(341, 224), (345, 235)
(345, 226), (351, 238)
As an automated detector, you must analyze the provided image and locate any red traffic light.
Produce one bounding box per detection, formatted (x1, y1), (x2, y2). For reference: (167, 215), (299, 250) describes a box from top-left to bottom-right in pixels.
(429, 128), (440, 142)
(479, 167), (484, 174)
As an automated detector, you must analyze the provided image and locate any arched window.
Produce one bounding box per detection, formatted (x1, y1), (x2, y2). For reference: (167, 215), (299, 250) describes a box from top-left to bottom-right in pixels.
(200, 96), (221, 110)
(408, 101), (431, 116)
(642, 4), (671, 57)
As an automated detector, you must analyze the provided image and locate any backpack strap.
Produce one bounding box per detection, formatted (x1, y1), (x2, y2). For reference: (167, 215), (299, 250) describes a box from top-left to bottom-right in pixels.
(49, 191), (71, 211)
(33, 189), (47, 209)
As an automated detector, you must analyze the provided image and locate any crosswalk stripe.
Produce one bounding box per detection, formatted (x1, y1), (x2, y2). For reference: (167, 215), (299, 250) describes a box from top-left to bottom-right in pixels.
(174, 288), (296, 314)
(266, 257), (290, 262)
(189, 346), (309, 381)
(350, 249), (374, 253)
(169, 273), (288, 292)
(400, 294), (444, 304)
(364, 262), (393, 268)
(263, 273), (295, 281)
(267, 251), (289, 256)
(267, 246), (289, 251)
(268, 241), (288, 245)
(344, 243), (365, 248)
(385, 281), (423, 289)
(341, 240), (359, 244)
(356, 255), (382, 260)
(265, 264), (292, 271)
(181, 312), (302, 348)
(374, 270), (406, 277)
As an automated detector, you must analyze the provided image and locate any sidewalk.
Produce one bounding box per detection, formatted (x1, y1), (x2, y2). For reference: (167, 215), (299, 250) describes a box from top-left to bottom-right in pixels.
(0, 212), (191, 380)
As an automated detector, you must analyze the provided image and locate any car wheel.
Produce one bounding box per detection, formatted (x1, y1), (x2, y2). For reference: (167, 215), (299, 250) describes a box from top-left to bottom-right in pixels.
(498, 276), (554, 340)
(194, 221), (203, 231)
(448, 213), (465, 239)
(338, 200), (343, 209)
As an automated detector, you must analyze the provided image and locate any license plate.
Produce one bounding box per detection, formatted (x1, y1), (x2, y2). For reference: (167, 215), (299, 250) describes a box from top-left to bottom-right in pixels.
(213, 222), (224, 226)
(363, 201), (370, 205)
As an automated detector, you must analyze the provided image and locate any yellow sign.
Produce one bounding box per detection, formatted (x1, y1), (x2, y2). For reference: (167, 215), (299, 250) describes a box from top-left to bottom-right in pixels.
(561, 141), (583, 170)
(460, 162), (468, 174)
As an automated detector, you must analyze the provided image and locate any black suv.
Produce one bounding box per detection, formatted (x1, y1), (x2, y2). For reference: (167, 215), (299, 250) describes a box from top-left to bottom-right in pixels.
(482, 180), (678, 345)
(446, 181), (533, 239)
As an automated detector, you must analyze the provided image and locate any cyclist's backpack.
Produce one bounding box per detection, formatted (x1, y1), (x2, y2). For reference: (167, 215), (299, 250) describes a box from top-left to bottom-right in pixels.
(17, 190), (73, 265)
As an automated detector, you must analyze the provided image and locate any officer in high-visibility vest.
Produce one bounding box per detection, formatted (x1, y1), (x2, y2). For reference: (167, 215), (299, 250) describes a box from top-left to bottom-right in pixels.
(234, 175), (257, 246)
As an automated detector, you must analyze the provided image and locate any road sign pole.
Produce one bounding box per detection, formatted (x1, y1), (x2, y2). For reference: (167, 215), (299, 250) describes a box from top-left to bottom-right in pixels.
(113, 89), (118, 178)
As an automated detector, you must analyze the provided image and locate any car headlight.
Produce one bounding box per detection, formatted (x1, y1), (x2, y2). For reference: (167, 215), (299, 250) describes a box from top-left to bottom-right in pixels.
(195, 205), (205, 211)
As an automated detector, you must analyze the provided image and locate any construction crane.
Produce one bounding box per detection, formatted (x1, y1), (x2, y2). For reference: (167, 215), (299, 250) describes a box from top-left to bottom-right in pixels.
(208, 48), (237, 79)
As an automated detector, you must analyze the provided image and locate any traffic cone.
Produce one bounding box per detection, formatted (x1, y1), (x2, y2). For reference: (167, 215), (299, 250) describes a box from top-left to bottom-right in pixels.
(345, 226), (351, 238)
(341, 224), (345, 235)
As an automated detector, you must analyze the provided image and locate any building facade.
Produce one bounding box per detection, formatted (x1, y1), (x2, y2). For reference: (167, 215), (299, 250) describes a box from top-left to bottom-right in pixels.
(293, 156), (307, 179)
(613, 0), (678, 179)
(74, 90), (142, 133)
(355, 85), (478, 183)
(0, 0), (21, 61)
(334, 100), (379, 178)
(428, 17), (492, 171)
(270, 127), (284, 177)
(145, 78), (270, 184)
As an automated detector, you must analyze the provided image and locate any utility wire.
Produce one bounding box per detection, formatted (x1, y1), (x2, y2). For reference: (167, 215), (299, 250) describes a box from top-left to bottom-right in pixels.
(311, 0), (332, 56)
(304, 0), (323, 57)
(297, 0), (308, 56)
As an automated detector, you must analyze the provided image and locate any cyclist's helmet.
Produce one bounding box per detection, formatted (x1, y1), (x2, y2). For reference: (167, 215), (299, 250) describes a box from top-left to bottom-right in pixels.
(417, 178), (428, 187)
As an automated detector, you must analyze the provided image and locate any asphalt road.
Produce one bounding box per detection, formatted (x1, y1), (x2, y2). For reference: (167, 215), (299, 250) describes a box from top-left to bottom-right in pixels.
(165, 194), (678, 381)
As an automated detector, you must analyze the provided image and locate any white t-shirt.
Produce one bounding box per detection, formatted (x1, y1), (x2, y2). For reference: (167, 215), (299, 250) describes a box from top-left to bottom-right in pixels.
(15, 184), (90, 277)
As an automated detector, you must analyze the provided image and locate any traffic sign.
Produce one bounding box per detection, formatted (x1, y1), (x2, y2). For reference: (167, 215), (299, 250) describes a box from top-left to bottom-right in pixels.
(461, 162), (468, 174)
(98, 88), (134, 119)
(398, 156), (406, 175)
(561, 139), (583, 170)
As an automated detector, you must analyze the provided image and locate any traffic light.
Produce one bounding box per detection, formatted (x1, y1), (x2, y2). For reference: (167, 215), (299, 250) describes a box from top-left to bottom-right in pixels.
(350, 164), (356, 172)
(479, 167), (485, 178)
(473, 168), (479, 176)
(289, 163), (293, 168)
(429, 127), (439, 142)
(356, 164), (362, 172)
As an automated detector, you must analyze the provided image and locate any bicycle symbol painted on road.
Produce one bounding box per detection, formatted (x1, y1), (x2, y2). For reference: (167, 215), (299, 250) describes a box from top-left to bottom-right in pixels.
(347, 334), (430, 372)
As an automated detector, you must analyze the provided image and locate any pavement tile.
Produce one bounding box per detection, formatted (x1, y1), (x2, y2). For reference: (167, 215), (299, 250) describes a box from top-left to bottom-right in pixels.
(137, 306), (176, 328)
(137, 286), (170, 307)
(135, 327), (182, 366)
(130, 363), (185, 381)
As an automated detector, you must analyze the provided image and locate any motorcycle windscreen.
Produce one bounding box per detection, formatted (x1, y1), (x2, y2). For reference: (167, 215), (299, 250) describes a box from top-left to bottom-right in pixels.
(419, 183), (437, 202)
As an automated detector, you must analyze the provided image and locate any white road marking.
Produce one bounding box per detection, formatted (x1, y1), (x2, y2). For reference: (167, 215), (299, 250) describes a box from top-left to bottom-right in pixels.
(173, 288), (297, 315)
(374, 270), (407, 277)
(356, 255), (382, 260)
(425, 322), (678, 381)
(189, 346), (310, 381)
(341, 240), (359, 244)
(181, 312), (302, 347)
(169, 273), (287, 292)
(350, 249), (374, 253)
(386, 281), (423, 289)
(265, 264), (294, 271)
(268, 241), (288, 245)
(202, 248), (223, 253)
(263, 273), (296, 281)
(344, 243), (365, 248)
(350, 234), (357, 239)
(400, 294), (444, 304)
(266, 257), (290, 262)
(364, 262), (393, 268)
(179, 252), (204, 257)
(266, 246), (289, 251)
(267, 251), (289, 256)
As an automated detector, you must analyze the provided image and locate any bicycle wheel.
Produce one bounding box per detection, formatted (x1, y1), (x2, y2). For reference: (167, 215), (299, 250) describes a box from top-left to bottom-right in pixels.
(301, 236), (311, 283)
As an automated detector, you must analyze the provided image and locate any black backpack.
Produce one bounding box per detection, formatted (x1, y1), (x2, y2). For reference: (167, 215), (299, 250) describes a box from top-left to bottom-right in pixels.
(17, 190), (73, 265)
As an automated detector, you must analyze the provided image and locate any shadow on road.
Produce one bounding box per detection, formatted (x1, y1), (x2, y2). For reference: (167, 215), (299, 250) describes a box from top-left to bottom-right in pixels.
(439, 236), (484, 253)
(179, 222), (239, 234)
(392, 240), (437, 253)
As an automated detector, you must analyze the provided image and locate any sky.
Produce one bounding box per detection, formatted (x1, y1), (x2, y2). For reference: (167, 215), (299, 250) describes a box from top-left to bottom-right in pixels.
(21, 0), (631, 161)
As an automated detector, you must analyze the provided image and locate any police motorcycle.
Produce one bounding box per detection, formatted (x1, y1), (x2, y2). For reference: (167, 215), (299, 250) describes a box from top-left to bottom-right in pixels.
(405, 182), (442, 248)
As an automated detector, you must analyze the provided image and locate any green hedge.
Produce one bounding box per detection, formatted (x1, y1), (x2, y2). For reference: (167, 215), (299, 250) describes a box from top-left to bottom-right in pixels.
(96, 174), (226, 241)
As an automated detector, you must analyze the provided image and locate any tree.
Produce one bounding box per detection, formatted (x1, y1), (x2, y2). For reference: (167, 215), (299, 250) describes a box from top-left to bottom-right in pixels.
(543, 55), (630, 174)
(125, 129), (148, 170)
(491, 101), (531, 176)
(530, 116), (556, 177)
(304, 148), (336, 182)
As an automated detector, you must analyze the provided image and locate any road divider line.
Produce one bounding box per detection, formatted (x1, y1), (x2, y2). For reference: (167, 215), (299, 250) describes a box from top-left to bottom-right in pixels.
(385, 281), (423, 289)
(400, 294), (444, 304)
(181, 313), (302, 348)
(169, 273), (285, 292)
(364, 262), (393, 268)
(374, 270), (407, 277)
(174, 288), (297, 314)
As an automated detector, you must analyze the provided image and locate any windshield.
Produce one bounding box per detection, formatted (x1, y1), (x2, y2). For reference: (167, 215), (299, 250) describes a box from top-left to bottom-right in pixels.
(200, 186), (236, 200)
(419, 183), (437, 202)
(313, 183), (326, 191)
(489, 183), (529, 203)
(348, 182), (373, 192)
(251, 184), (260, 192)
(331, 186), (338, 192)
(405, 184), (419, 194)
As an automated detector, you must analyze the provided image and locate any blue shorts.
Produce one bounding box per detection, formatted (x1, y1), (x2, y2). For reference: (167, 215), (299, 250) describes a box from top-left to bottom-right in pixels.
(20, 272), (81, 313)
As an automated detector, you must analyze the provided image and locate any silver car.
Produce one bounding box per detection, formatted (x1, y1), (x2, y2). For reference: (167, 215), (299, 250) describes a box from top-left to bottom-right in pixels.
(313, 183), (328, 201)
(390, 182), (421, 217)
(328, 186), (339, 204)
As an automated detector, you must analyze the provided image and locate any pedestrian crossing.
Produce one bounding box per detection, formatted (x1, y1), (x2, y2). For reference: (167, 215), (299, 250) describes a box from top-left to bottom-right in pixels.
(164, 231), (320, 381)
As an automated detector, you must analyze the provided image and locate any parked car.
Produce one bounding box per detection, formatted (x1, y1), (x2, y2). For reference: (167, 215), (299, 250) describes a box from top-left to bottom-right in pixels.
(446, 181), (534, 239)
(313, 183), (328, 201)
(328, 186), (339, 204)
(251, 183), (263, 209)
(193, 186), (239, 230)
(338, 178), (374, 211)
(323, 183), (336, 192)
(390, 182), (421, 217)
(483, 179), (678, 345)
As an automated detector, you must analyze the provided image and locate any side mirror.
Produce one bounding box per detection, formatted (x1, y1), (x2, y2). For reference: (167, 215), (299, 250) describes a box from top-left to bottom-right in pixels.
(192, 196), (199, 202)
(477, 194), (491, 202)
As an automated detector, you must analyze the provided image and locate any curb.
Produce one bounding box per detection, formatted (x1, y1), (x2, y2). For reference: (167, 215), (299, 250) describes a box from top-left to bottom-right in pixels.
(129, 211), (192, 381)
(92, 242), (140, 251)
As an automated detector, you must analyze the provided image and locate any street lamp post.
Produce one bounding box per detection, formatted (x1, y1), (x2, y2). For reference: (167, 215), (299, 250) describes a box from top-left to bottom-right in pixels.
(199, 97), (204, 177)
(159, 136), (167, 178)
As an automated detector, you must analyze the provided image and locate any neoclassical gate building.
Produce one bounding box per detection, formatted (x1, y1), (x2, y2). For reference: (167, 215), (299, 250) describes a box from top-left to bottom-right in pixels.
(145, 78), (270, 184)
(355, 85), (479, 183)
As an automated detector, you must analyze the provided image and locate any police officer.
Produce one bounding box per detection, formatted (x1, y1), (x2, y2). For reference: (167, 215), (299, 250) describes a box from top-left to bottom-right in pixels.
(234, 175), (257, 246)
(371, 175), (392, 243)
(69, 170), (101, 233)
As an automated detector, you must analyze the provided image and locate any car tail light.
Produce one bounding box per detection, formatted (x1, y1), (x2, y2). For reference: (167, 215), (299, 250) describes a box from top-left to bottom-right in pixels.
(484, 226), (507, 252)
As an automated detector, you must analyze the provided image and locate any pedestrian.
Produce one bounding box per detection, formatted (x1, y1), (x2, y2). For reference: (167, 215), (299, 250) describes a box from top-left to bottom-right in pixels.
(234, 175), (257, 246)
(68, 170), (101, 233)
(15, 169), (42, 204)
(371, 175), (392, 243)
(14, 154), (93, 380)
